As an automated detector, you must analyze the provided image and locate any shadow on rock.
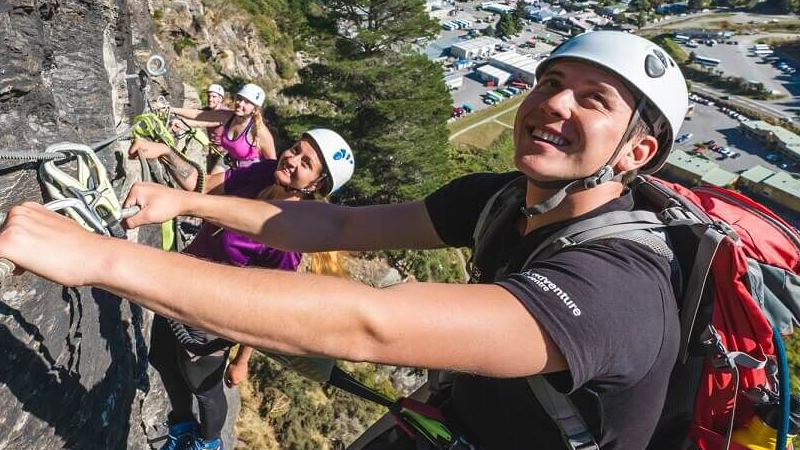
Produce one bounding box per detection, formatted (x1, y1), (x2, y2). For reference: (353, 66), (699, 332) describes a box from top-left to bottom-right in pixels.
(0, 286), (151, 449)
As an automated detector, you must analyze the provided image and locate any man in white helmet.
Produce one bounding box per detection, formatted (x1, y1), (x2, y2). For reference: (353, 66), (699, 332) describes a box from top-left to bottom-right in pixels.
(0, 32), (687, 449)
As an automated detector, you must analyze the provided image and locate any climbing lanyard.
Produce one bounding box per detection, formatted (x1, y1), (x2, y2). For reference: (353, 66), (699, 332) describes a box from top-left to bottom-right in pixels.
(327, 366), (476, 449)
(125, 58), (207, 253)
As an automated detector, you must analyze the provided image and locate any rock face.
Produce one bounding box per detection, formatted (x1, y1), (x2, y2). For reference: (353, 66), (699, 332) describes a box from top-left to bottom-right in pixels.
(148, 0), (298, 107)
(0, 0), (237, 448)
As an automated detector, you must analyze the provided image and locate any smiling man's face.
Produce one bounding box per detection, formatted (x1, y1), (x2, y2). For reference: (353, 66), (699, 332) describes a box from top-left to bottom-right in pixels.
(513, 60), (639, 183)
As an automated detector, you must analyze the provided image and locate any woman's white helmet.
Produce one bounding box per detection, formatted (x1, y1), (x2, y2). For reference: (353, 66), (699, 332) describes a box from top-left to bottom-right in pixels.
(237, 83), (266, 107)
(536, 31), (689, 174)
(304, 128), (355, 196)
(207, 84), (225, 97)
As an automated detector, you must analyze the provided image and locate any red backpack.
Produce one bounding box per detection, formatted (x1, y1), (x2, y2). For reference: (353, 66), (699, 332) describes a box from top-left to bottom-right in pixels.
(468, 175), (800, 450)
(645, 178), (798, 450)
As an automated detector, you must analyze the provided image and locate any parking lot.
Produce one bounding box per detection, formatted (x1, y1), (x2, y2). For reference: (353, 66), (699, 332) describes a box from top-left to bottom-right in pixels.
(675, 99), (795, 173)
(433, 20), (557, 115)
(677, 37), (800, 119)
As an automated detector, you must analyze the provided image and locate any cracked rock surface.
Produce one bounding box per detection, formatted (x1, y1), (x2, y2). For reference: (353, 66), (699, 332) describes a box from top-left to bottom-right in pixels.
(0, 0), (237, 448)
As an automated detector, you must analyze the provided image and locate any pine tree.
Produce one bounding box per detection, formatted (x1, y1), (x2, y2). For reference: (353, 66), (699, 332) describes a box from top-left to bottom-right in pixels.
(496, 13), (517, 38)
(514, 0), (527, 30)
(284, 53), (453, 204)
(687, 0), (707, 10)
(636, 10), (647, 28)
(326, 0), (440, 56)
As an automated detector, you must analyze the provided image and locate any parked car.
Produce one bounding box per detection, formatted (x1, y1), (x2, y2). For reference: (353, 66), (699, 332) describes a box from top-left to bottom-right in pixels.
(675, 133), (693, 144)
(766, 153), (778, 161)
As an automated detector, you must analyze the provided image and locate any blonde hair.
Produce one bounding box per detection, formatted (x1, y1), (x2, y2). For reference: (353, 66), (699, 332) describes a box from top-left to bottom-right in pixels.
(250, 109), (268, 147)
(307, 251), (346, 277)
(255, 185), (345, 278)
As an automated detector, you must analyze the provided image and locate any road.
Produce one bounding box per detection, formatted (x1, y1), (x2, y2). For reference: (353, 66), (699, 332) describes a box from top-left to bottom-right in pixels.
(691, 84), (793, 120)
(449, 101), (521, 141)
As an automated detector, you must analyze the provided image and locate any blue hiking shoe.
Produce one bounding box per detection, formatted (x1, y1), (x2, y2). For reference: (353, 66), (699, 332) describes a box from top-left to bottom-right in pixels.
(159, 421), (198, 450)
(188, 436), (223, 450)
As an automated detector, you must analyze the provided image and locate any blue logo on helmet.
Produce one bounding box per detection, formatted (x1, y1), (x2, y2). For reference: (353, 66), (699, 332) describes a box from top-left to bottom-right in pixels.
(333, 148), (354, 164)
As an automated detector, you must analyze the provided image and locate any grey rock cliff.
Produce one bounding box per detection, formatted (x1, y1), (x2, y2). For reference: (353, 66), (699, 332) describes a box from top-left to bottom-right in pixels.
(0, 0), (237, 448)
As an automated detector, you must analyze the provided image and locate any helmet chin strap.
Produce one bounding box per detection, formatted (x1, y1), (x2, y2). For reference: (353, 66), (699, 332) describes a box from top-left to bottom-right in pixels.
(277, 173), (327, 196)
(520, 98), (647, 218)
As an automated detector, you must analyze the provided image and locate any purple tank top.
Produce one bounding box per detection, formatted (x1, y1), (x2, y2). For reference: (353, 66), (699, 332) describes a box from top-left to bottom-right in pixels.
(184, 160), (302, 271)
(220, 116), (260, 162)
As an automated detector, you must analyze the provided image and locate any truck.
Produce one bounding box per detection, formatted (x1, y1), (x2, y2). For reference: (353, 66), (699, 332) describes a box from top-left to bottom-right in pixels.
(485, 91), (503, 102)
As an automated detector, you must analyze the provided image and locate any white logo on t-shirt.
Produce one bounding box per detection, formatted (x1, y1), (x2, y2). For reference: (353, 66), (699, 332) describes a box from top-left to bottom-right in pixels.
(522, 271), (582, 317)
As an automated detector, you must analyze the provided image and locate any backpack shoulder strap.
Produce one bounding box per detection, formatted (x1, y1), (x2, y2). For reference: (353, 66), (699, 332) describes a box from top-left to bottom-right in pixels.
(523, 210), (667, 266)
(526, 377), (599, 450)
(470, 175), (527, 279)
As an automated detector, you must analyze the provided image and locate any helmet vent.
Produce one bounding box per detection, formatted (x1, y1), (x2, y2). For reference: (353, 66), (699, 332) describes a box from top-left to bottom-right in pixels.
(645, 54), (666, 78)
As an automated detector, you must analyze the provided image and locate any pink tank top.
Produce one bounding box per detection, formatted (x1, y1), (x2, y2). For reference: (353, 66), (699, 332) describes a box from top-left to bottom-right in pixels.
(221, 116), (260, 162)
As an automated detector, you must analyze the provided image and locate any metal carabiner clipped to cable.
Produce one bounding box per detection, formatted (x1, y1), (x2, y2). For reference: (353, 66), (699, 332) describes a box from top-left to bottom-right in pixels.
(38, 142), (126, 237)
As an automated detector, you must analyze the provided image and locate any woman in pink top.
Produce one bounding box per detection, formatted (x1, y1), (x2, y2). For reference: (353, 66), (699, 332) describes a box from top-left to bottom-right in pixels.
(166, 83), (276, 167)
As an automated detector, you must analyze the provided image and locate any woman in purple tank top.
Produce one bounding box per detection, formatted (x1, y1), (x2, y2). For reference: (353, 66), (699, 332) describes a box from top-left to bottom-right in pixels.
(128, 128), (355, 450)
(166, 83), (276, 168)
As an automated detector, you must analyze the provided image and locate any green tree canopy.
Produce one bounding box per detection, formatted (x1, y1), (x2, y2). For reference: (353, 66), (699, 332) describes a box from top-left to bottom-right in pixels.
(514, 0), (527, 28)
(284, 53), (453, 204)
(687, 0), (712, 10)
(496, 13), (518, 37)
(326, 0), (441, 56)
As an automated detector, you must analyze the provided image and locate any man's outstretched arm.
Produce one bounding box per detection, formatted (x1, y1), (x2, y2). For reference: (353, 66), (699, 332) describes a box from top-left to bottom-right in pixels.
(0, 204), (566, 378)
(124, 183), (446, 252)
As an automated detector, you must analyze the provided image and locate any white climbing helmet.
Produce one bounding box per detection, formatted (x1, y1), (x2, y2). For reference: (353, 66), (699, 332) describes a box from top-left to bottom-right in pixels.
(236, 83), (266, 107)
(207, 84), (225, 97)
(304, 128), (355, 196)
(536, 31), (689, 174)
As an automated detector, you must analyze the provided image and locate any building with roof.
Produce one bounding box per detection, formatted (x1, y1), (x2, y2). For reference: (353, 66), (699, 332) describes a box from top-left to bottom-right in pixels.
(476, 64), (512, 85)
(660, 150), (738, 187)
(598, 3), (627, 15)
(450, 36), (501, 59)
(444, 74), (464, 90)
(740, 121), (800, 163)
(482, 3), (516, 14)
(489, 51), (539, 84)
(526, 7), (557, 21)
(738, 165), (800, 212)
(425, 0), (445, 12)
(547, 11), (609, 34)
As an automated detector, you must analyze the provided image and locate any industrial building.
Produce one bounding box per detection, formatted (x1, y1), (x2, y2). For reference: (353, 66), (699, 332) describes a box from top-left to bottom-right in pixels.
(489, 51), (539, 84)
(476, 64), (512, 85)
(444, 74), (464, 90)
(450, 37), (501, 59)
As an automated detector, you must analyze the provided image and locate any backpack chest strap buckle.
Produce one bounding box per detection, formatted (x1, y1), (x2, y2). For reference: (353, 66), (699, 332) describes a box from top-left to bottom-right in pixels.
(658, 206), (701, 226)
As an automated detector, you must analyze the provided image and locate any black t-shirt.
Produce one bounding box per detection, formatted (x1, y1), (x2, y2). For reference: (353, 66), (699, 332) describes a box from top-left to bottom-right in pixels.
(424, 171), (680, 450)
